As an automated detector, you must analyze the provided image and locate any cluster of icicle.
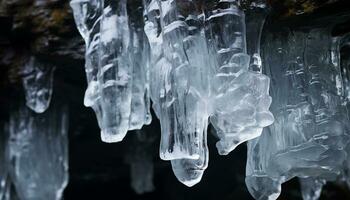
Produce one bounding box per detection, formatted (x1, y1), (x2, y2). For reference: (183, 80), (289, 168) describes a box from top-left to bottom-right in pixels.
(70, 0), (274, 187)
(246, 29), (350, 200)
(70, 0), (350, 198)
(0, 104), (69, 200)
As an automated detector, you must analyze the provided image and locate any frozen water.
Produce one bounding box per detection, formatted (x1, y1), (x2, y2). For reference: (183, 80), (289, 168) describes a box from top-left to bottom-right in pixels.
(128, 1), (152, 130)
(204, 0), (273, 155)
(7, 105), (69, 200)
(71, 0), (151, 143)
(73, 0), (274, 187)
(70, 0), (103, 127)
(21, 56), (55, 113)
(97, 0), (133, 142)
(142, 0), (274, 186)
(299, 178), (325, 200)
(245, 28), (350, 200)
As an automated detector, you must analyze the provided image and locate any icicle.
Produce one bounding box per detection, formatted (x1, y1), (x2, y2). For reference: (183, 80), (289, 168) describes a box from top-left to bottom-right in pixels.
(71, 0), (151, 143)
(299, 178), (325, 200)
(204, 0), (273, 155)
(97, 0), (133, 142)
(124, 130), (155, 194)
(128, 0), (152, 130)
(171, 122), (209, 187)
(7, 105), (69, 200)
(245, 28), (350, 200)
(70, 0), (103, 127)
(21, 56), (55, 113)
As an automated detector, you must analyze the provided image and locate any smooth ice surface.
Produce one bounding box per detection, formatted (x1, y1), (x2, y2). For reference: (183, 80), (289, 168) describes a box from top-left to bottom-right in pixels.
(124, 131), (155, 194)
(299, 178), (325, 200)
(7, 105), (69, 200)
(21, 56), (55, 113)
(245, 28), (350, 200)
(71, 0), (151, 143)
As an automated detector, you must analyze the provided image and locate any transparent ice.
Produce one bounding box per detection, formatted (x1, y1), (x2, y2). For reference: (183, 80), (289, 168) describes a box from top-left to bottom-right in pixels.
(245, 28), (350, 200)
(299, 178), (325, 200)
(21, 56), (55, 113)
(70, 0), (103, 127)
(71, 0), (151, 143)
(7, 105), (69, 200)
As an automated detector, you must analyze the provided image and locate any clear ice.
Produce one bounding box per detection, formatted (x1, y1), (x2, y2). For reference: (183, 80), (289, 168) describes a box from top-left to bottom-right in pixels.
(7, 105), (69, 200)
(245, 28), (350, 200)
(299, 178), (325, 200)
(21, 56), (55, 113)
(71, 0), (151, 143)
(142, 0), (274, 186)
(72, 0), (274, 187)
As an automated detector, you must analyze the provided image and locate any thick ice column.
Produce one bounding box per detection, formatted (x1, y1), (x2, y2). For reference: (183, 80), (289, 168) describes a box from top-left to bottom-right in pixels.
(171, 122), (209, 187)
(70, 0), (103, 126)
(124, 131), (155, 194)
(299, 178), (325, 200)
(156, 0), (210, 160)
(7, 105), (69, 200)
(169, 1), (213, 186)
(21, 56), (55, 113)
(204, 0), (273, 155)
(245, 29), (349, 200)
(128, 1), (152, 130)
(245, 1), (268, 73)
(98, 0), (133, 142)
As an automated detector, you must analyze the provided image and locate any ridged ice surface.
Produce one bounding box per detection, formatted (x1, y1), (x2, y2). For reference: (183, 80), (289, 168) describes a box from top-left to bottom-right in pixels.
(142, 0), (273, 186)
(72, 0), (274, 187)
(70, 0), (103, 127)
(21, 56), (55, 113)
(71, 0), (151, 143)
(7, 105), (69, 200)
(245, 28), (350, 200)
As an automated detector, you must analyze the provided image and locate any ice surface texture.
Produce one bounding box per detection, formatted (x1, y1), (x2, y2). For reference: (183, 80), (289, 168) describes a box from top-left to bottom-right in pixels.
(245, 28), (350, 200)
(72, 0), (274, 187)
(143, 0), (274, 186)
(299, 178), (325, 200)
(21, 56), (55, 113)
(70, 0), (151, 143)
(7, 105), (69, 200)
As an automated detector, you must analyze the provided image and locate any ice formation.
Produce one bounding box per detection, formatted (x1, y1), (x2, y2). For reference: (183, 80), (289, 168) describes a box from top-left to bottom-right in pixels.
(245, 28), (350, 200)
(299, 178), (325, 200)
(71, 0), (151, 143)
(71, 0), (274, 186)
(124, 130), (155, 194)
(7, 105), (69, 200)
(21, 56), (55, 113)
